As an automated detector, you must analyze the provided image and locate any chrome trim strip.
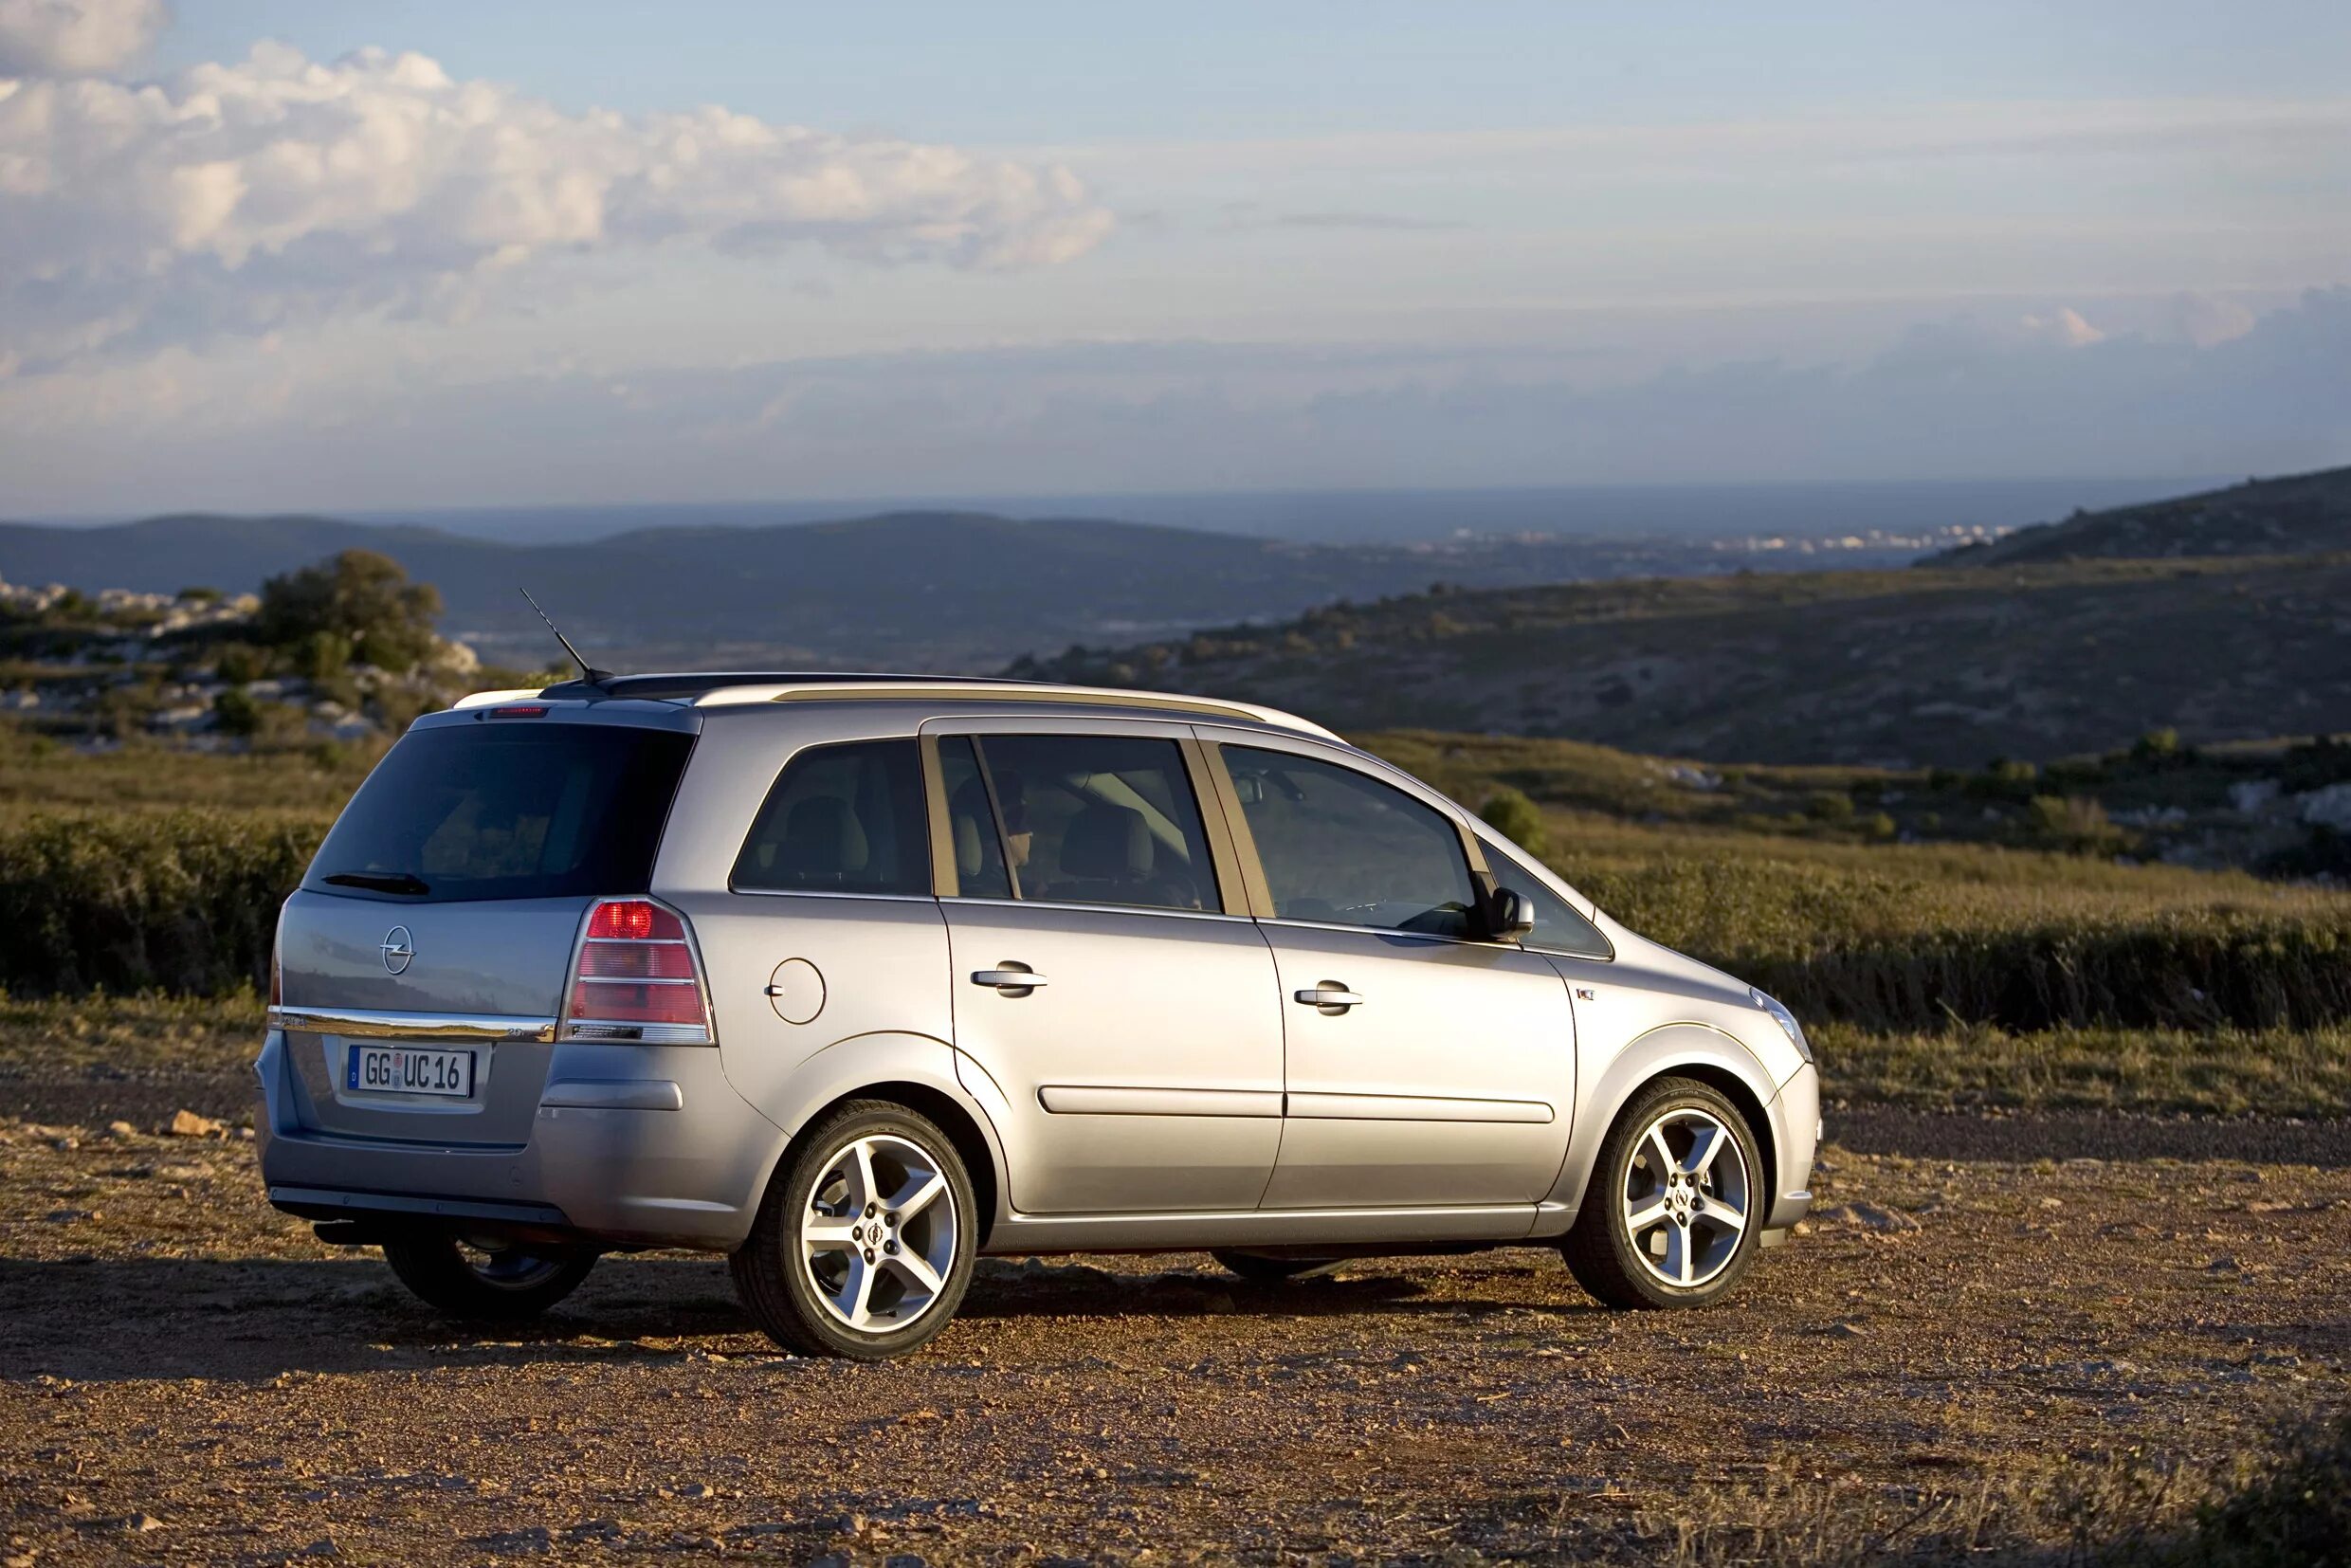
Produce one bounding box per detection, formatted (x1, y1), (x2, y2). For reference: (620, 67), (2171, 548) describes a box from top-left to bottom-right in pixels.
(1038, 1085), (1282, 1118)
(540, 1079), (685, 1112)
(268, 1007), (556, 1044)
(939, 894), (1253, 926)
(724, 887), (940, 904)
(1285, 1090), (1555, 1124)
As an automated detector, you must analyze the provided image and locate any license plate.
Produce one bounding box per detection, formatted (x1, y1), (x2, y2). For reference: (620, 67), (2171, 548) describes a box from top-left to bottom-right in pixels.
(346, 1044), (476, 1098)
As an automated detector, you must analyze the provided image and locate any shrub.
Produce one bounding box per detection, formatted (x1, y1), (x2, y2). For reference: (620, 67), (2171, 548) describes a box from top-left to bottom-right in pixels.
(212, 687), (262, 738)
(2028, 794), (2132, 856)
(0, 811), (325, 994)
(2166, 1413), (2351, 1566)
(1479, 787), (1548, 858)
(1806, 790), (1856, 824)
(212, 643), (268, 684)
(255, 550), (442, 674)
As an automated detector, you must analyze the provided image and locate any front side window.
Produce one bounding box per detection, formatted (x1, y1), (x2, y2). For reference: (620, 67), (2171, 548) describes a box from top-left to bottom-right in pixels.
(1481, 842), (1613, 958)
(734, 738), (929, 895)
(949, 733), (1218, 913)
(1223, 746), (1476, 939)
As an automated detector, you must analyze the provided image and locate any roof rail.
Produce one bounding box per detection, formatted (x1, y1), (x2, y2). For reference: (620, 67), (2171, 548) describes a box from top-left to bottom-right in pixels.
(693, 680), (1342, 739)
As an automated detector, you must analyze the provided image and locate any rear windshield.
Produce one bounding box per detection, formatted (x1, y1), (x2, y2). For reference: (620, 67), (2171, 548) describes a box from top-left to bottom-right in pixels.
(305, 721), (695, 903)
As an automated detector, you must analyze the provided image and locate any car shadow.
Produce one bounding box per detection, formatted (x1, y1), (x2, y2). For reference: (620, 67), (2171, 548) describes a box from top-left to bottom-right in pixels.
(0, 1249), (1585, 1384)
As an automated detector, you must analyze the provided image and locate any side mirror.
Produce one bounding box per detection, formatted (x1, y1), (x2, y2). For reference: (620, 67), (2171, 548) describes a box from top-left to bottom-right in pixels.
(1485, 885), (1536, 942)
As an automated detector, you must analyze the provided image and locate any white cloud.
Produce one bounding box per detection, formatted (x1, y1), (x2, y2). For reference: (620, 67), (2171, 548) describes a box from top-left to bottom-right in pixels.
(2018, 307), (2105, 348)
(0, 34), (1112, 369)
(2170, 292), (2257, 348)
(0, 0), (163, 76)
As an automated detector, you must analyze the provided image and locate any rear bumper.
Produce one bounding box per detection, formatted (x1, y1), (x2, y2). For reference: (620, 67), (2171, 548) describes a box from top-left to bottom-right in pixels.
(254, 1030), (787, 1250)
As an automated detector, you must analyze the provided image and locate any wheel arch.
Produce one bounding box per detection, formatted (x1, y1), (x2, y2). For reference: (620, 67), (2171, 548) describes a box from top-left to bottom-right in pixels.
(794, 1080), (1002, 1253)
(1542, 1023), (1782, 1226)
(751, 1031), (1008, 1252)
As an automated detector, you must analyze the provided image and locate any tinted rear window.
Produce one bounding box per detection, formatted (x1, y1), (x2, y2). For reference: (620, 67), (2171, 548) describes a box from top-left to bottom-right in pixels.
(306, 722), (695, 903)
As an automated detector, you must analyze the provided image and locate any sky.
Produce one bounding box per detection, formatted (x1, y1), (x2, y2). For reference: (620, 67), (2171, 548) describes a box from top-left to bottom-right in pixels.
(1, 0), (2345, 517)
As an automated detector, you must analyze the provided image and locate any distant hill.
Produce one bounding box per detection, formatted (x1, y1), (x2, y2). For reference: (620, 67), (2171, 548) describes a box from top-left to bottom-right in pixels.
(1931, 467), (2351, 568)
(0, 508), (1915, 671)
(1013, 552), (2351, 768)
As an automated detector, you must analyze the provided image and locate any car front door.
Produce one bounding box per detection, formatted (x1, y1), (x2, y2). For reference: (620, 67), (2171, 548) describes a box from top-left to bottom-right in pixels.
(927, 720), (1285, 1216)
(1207, 737), (1577, 1211)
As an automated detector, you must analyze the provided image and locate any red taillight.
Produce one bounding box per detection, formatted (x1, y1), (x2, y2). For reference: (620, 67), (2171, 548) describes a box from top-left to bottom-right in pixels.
(564, 899), (709, 1041)
(489, 705), (550, 718)
(586, 900), (683, 941)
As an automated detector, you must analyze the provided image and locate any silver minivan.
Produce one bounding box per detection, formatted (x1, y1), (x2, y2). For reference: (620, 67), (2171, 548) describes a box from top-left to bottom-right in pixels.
(260, 673), (1817, 1359)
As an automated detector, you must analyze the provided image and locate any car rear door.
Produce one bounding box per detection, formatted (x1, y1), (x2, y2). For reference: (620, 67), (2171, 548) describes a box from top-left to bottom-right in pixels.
(925, 718), (1285, 1216)
(1203, 734), (1576, 1211)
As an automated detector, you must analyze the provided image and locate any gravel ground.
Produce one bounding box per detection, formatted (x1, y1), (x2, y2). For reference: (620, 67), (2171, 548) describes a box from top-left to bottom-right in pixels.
(2, 1115), (2346, 1565)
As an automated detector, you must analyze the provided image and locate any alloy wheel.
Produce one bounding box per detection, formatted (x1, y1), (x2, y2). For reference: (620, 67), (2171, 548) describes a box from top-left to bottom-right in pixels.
(1620, 1106), (1751, 1289)
(799, 1132), (959, 1333)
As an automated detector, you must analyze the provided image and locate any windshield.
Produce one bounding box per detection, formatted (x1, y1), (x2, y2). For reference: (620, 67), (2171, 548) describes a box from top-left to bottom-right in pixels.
(305, 721), (694, 903)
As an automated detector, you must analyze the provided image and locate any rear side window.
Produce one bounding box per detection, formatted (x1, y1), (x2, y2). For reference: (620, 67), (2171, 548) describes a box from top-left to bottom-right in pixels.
(307, 722), (693, 903)
(734, 739), (930, 895)
(963, 733), (1219, 912)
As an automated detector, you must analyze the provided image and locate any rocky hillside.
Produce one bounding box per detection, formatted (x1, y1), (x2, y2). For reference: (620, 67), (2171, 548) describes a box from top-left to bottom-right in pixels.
(1012, 553), (2351, 768)
(1933, 466), (2351, 567)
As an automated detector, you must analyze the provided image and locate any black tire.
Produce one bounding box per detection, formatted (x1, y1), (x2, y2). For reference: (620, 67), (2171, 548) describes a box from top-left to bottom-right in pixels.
(730, 1100), (978, 1360)
(1562, 1076), (1766, 1310)
(1212, 1249), (1340, 1285)
(380, 1232), (597, 1322)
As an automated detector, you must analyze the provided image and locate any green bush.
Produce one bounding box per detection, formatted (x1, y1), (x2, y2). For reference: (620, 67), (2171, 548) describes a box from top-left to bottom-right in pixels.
(211, 686), (262, 738)
(0, 811), (325, 994)
(2162, 1413), (2351, 1567)
(1478, 787), (1548, 857)
(1576, 852), (2351, 1033)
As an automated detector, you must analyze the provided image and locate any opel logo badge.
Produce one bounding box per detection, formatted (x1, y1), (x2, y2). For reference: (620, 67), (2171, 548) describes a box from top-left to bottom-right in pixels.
(381, 925), (414, 975)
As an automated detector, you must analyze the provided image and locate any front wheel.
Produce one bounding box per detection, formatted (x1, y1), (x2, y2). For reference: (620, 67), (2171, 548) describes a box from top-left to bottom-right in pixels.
(381, 1232), (597, 1322)
(730, 1101), (977, 1359)
(1562, 1077), (1765, 1309)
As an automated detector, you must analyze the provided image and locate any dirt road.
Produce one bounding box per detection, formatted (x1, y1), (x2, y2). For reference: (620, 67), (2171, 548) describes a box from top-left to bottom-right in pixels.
(3, 1121), (2346, 1564)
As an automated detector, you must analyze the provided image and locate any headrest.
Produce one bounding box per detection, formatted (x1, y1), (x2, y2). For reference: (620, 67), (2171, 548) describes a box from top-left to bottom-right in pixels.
(777, 796), (868, 879)
(954, 811), (983, 879)
(1062, 801), (1153, 880)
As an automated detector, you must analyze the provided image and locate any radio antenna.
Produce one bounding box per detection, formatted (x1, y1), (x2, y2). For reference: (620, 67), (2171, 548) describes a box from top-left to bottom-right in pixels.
(519, 588), (612, 686)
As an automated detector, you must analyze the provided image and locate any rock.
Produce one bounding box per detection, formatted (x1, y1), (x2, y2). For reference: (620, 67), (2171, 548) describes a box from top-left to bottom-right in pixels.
(1813, 1201), (1921, 1232)
(49, 1137), (78, 1151)
(103, 1121), (138, 1140)
(294, 1540), (342, 1559)
(167, 1110), (224, 1138)
(1825, 1322), (1868, 1340)
(674, 1483), (713, 1500)
(2298, 781), (2351, 830)
(123, 1513), (164, 1532)
(472, 1527), (551, 1554)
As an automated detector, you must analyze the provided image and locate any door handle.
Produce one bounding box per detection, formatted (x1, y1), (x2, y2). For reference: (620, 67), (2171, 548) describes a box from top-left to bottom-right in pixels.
(1294, 985), (1363, 1010)
(972, 967), (1048, 992)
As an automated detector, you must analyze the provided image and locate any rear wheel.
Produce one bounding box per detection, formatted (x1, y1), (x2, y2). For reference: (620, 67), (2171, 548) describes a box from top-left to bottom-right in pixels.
(381, 1232), (597, 1322)
(1212, 1249), (1340, 1285)
(730, 1101), (977, 1359)
(1562, 1076), (1764, 1310)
